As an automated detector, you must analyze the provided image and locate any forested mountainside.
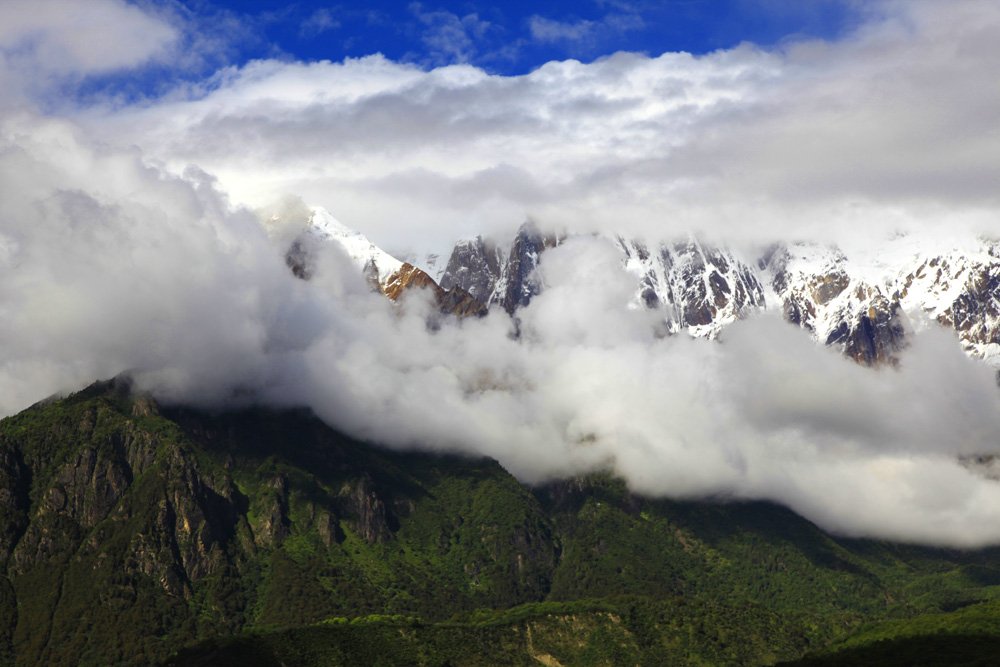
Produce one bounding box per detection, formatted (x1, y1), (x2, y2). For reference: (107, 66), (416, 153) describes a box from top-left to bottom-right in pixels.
(4, 379), (1000, 665)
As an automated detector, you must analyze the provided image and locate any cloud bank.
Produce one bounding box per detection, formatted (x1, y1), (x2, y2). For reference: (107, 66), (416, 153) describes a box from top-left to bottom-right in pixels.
(2, 0), (1000, 548)
(76, 0), (1000, 256)
(3, 113), (1000, 548)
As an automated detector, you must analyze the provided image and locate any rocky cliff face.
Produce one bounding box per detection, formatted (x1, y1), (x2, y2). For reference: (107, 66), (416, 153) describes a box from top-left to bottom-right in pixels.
(438, 236), (505, 304)
(761, 238), (1000, 367)
(897, 241), (1000, 364)
(433, 224), (1000, 367)
(617, 236), (767, 339)
(761, 243), (908, 366)
(440, 228), (766, 337)
(439, 222), (561, 316)
(381, 262), (487, 317)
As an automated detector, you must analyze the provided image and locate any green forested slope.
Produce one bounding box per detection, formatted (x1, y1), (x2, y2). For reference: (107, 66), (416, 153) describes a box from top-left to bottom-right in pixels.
(777, 600), (1000, 666)
(2, 379), (1000, 666)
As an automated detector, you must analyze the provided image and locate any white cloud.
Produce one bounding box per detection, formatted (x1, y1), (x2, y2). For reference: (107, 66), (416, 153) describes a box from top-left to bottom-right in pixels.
(3, 0), (1000, 548)
(409, 3), (495, 65)
(300, 8), (340, 39)
(4, 107), (1000, 546)
(0, 0), (179, 107)
(0, 112), (308, 411)
(528, 12), (645, 46)
(75, 0), (1000, 257)
(0, 0), (178, 76)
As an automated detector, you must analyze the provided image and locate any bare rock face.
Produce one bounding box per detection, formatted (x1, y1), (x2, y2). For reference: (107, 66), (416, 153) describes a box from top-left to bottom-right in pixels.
(254, 474), (290, 547)
(763, 244), (908, 366)
(287, 232), (488, 319)
(381, 262), (439, 300)
(340, 474), (393, 544)
(439, 222), (560, 316)
(314, 509), (339, 547)
(823, 286), (907, 366)
(4, 394), (244, 604)
(442, 228), (764, 336)
(381, 263), (488, 318)
(493, 222), (561, 315)
(618, 236), (766, 338)
(285, 236), (314, 280)
(897, 243), (1000, 364)
(764, 244), (851, 333)
(284, 206), (490, 318)
(762, 238), (1000, 368)
(439, 236), (505, 304)
(0, 439), (28, 564)
(437, 285), (490, 318)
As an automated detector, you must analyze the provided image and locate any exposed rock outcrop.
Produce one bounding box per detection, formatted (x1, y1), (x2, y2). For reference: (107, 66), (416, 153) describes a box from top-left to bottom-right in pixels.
(382, 262), (488, 318)
(340, 474), (393, 544)
(439, 222), (561, 315)
(617, 236), (766, 338)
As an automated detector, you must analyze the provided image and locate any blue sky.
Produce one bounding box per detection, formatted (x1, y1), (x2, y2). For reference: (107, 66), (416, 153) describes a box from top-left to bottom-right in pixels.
(68, 0), (863, 107)
(180, 0), (860, 74)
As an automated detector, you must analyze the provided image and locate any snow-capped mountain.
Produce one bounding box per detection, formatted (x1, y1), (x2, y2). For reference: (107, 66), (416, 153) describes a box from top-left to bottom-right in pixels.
(286, 208), (1000, 370)
(760, 242), (907, 366)
(286, 208), (487, 318)
(306, 207), (404, 288)
(435, 225), (765, 338)
(615, 236), (766, 339)
(896, 239), (1000, 365)
(433, 226), (1000, 367)
(759, 236), (1000, 367)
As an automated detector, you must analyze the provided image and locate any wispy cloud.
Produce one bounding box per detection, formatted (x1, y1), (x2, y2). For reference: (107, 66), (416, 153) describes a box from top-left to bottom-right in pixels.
(300, 8), (341, 39)
(528, 11), (645, 49)
(408, 2), (496, 65)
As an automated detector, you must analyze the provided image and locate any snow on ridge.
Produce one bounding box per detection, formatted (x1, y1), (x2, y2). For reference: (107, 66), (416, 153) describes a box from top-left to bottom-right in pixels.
(308, 207), (403, 285)
(297, 209), (1000, 369)
(613, 234), (767, 339)
(399, 247), (454, 283)
(766, 235), (1000, 366)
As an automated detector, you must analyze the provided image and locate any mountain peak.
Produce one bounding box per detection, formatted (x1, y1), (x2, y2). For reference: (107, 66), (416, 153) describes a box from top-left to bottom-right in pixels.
(307, 207), (404, 286)
(288, 208), (487, 318)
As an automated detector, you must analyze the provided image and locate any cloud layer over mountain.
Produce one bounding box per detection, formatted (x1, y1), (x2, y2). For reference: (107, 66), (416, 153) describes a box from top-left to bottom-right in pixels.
(4, 112), (1000, 547)
(78, 0), (1000, 255)
(2, 0), (1000, 546)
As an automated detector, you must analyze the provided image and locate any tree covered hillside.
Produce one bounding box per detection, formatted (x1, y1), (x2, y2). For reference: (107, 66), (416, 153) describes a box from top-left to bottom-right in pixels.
(2, 379), (1000, 665)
